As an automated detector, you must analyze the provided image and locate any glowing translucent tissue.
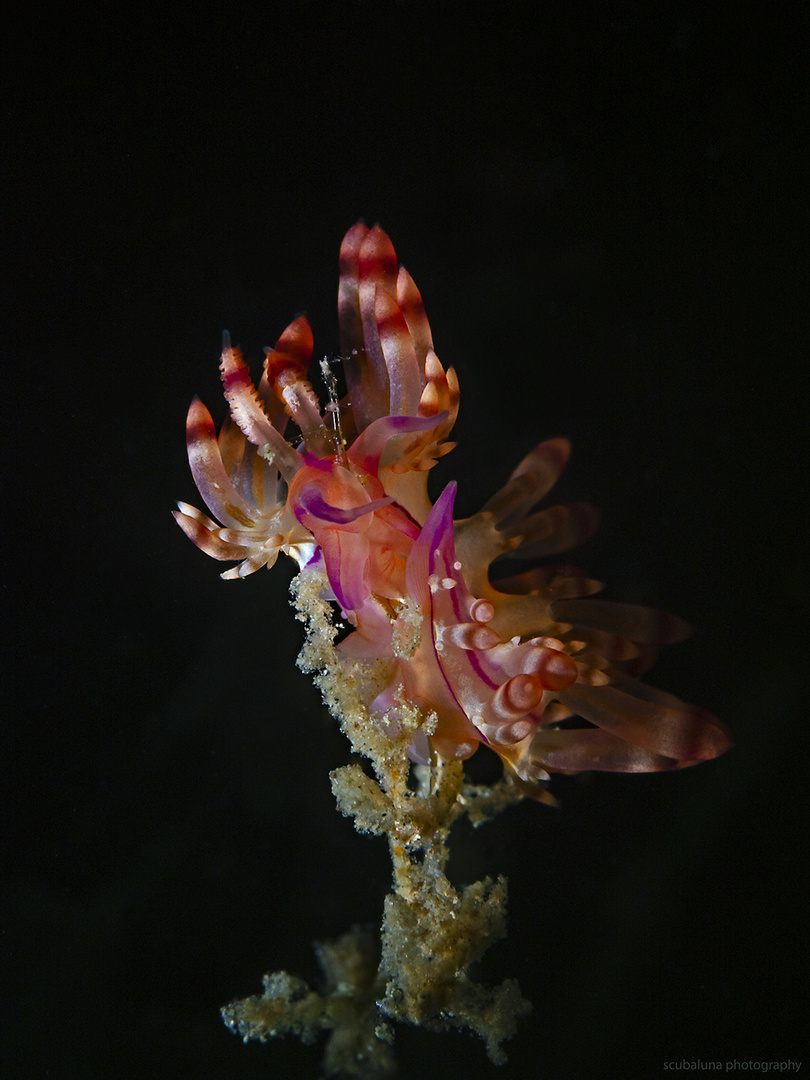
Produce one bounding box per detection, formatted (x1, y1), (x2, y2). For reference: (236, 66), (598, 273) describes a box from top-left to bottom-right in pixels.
(175, 224), (730, 1075)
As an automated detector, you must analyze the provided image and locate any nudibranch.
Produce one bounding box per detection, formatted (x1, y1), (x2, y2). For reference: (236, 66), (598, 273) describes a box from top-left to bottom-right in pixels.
(175, 223), (730, 786)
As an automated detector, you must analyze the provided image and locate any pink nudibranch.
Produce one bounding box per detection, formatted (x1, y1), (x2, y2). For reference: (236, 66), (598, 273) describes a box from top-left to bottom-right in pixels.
(175, 223), (731, 783)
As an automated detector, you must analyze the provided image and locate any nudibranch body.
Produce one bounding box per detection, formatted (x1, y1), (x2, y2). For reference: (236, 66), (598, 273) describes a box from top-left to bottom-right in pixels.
(175, 223), (730, 786)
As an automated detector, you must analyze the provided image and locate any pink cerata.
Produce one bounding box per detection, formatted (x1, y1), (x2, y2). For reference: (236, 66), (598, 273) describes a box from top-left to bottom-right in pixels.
(175, 222), (730, 787)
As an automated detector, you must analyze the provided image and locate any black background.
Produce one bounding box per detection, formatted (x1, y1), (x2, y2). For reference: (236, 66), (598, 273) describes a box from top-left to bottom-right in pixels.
(4, 3), (808, 1078)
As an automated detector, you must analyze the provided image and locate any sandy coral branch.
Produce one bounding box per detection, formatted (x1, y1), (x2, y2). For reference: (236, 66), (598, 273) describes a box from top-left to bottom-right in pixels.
(221, 572), (532, 1075)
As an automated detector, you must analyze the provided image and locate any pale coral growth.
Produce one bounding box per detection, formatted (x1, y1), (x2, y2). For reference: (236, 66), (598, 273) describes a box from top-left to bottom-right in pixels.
(222, 927), (395, 1079)
(224, 579), (531, 1073)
